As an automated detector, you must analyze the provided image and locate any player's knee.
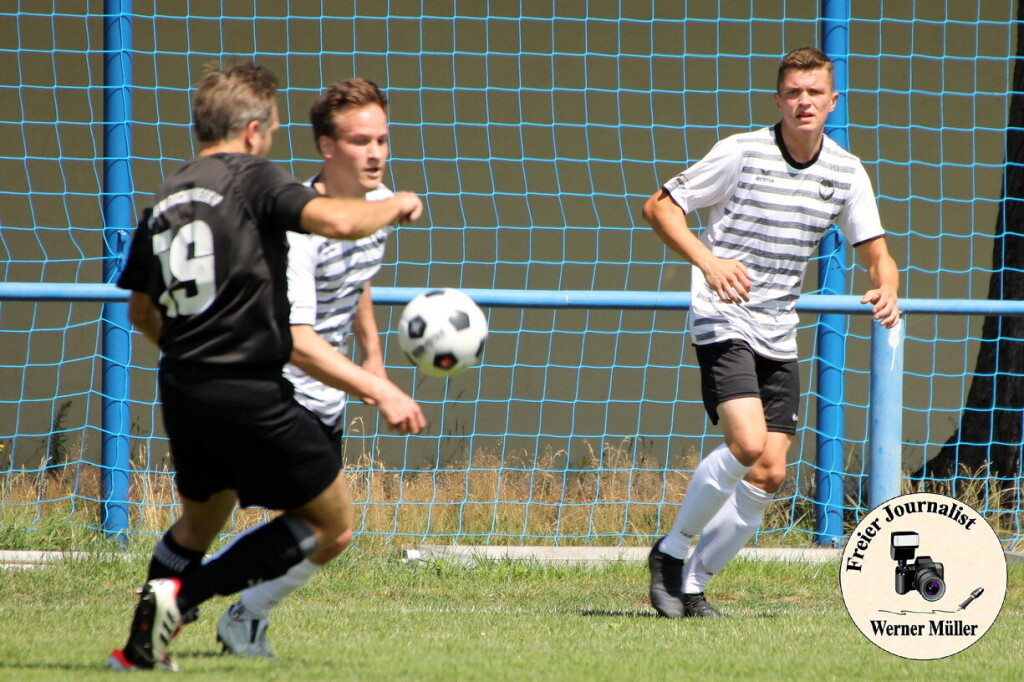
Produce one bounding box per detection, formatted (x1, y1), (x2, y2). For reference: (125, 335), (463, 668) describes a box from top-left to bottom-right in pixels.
(308, 527), (353, 564)
(301, 517), (345, 549)
(336, 528), (354, 550)
(321, 501), (354, 543)
(749, 467), (786, 493)
(763, 468), (786, 492)
(728, 439), (766, 466)
(291, 477), (353, 544)
(326, 528), (354, 558)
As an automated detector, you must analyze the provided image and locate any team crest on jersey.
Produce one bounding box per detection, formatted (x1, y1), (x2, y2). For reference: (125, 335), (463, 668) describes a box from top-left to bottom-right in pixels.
(819, 178), (835, 201)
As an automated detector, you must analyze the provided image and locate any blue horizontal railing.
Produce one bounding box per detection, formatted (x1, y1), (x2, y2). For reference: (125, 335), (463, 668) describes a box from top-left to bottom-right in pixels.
(4, 281), (1024, 539)
(4, 282), (1024, 317)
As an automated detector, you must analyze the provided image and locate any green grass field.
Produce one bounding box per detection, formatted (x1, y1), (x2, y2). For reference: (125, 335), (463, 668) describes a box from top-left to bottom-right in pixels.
(0, 549), (1020, 681)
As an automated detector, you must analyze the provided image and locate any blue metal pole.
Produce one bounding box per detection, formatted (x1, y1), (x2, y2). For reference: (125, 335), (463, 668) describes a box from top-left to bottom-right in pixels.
(814, 235), (847, 545)
(868, 318), (904, 508)
(101, 0), (133, 539)
(6, 283), (1024, 317)
(815, 0), (851, 546)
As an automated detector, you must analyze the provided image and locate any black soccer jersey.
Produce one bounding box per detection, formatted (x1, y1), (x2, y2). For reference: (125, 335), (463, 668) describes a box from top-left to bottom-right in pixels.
(118, 153), (318, 367)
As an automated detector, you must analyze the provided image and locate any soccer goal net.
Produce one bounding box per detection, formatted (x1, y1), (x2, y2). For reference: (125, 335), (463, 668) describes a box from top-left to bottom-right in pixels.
(1, 3), (1020, 550)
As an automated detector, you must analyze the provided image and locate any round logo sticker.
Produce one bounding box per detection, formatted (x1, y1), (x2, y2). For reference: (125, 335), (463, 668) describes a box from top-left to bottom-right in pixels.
(839, 492), (1006, 660)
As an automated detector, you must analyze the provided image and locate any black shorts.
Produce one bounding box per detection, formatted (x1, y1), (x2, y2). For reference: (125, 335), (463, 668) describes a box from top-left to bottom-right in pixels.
(693, 339), (800, 435)
(319, 419), (344, 460)
(158, 360), (343, 510)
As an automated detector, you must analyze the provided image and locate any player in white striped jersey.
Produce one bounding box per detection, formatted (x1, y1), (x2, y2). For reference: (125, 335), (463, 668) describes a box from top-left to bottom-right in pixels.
(643, 47), (899, 618)
(217, 79), (426, 657)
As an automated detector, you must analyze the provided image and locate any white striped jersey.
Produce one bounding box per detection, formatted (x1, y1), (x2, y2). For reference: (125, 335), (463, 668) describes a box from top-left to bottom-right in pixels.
(663, 124), (884, 360)
(283, 182), (394, 426)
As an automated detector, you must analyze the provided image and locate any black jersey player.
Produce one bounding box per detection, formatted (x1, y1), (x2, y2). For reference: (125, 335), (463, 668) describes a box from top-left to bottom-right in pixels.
(107, 63), (422, 671)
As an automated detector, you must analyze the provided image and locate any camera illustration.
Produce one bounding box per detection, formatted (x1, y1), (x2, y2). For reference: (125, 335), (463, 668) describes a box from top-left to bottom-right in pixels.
(891, 531), (946, 601)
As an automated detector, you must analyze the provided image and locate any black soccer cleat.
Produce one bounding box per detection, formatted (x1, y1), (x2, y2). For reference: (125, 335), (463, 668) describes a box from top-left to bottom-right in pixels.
(648, 536), (686, 618)
(121, 578), (183, 669)
(683, 592), (723, 618)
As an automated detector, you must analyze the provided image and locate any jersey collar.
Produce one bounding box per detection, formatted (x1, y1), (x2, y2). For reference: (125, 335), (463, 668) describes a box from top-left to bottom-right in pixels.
(773, 122), (822, 170)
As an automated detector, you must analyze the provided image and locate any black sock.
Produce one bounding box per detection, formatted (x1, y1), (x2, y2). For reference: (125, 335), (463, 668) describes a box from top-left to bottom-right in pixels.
(147, 531), (205, 581)
(175, 514), (318, 613)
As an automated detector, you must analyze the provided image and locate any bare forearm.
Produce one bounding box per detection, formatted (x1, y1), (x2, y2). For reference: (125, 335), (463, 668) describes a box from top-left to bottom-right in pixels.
(352, 287), (384, 372)
(642, 191), (712, 268)
(856, 237), (901, 327)
(290, 326), (382, 402)
(290, 324), (426, 434)
(301, 193), (421, 240)
(869, 252), (899, 294)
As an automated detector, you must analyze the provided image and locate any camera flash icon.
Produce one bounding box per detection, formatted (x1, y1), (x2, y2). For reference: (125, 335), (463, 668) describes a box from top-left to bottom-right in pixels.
(891, 531), (946, 602)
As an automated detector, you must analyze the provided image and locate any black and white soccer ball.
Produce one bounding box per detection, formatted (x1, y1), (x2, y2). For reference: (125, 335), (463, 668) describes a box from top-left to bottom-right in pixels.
(398, 289), (488, 377)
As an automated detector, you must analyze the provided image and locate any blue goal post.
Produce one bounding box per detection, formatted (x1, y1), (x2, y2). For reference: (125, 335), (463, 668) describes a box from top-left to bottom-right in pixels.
(2, 3), (1022, 549)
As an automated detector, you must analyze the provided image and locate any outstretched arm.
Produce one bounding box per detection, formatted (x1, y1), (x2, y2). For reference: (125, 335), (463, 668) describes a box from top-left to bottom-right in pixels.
(854, 236), (900, 328)
(300, 192), (422, 240)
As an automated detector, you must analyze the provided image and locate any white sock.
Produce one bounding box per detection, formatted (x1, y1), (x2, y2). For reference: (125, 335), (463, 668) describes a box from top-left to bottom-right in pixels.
(658, 443), (751, 560)
(238, 558), (323, 619)
(683, 479), (774, 593)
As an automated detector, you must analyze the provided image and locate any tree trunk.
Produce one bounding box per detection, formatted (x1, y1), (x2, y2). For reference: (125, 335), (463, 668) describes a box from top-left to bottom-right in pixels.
(914, 4), (1024, 484)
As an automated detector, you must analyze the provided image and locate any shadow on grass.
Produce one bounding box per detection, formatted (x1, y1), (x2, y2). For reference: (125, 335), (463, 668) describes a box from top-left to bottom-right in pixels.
(0, 663), (103, 673)
(576, 608), (657, 618)
(577, 606), (786, 619)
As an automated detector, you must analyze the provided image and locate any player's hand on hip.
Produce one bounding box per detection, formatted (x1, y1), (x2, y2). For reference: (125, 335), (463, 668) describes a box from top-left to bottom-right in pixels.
(703, 256), (751, 304)
(861, 288), (900, 328)
(392, 192), (424, 224)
